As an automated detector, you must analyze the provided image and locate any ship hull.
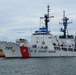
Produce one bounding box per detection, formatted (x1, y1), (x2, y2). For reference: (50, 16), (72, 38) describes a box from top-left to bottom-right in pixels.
(1, 42), (76, 58)
(0, 48), (5, 57)
(0, 54), (5, 57)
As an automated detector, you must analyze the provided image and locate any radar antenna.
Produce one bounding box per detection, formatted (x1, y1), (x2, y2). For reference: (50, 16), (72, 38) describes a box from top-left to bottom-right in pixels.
(40, 5), (54, 31)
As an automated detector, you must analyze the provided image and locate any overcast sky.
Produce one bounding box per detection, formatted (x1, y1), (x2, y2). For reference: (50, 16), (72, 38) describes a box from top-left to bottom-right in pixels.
(0, 0), (76, 42)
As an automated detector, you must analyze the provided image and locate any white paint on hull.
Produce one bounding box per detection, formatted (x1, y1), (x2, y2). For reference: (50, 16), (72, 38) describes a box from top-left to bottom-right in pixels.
(0, 42), (76, 57)
(0, 42), (22, 57)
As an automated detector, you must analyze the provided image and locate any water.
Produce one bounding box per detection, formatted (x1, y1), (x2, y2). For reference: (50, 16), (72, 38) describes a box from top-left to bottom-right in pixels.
(0, 57), (76, 75)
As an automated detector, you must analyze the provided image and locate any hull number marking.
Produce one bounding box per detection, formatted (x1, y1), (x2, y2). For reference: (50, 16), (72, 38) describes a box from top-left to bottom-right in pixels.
(5, 46), (13, 50)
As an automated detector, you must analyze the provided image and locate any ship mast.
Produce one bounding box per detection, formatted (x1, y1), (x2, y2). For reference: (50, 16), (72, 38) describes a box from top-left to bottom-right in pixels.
(59, 11), (72, 38)
(40, 5), (54, 31)
(75, 34), (76, 48)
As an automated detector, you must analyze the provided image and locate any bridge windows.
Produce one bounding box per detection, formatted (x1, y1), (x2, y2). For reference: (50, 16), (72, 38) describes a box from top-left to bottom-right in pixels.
(62, 48), (67, 51)
(34, 50), (37, 52)
(40, 46), (48, 49)
(74, 48), (76, 52)
(36, 41), (38, 43)
(68, 48), (73, 51)
(42, 41), (45, 45)
(54, 47), (61, 50)
(32, 45), (37, 48)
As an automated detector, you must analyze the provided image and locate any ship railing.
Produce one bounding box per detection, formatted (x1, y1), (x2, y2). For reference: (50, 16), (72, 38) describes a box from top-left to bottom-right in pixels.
(61, 47), (76, 52)
(31, 47), (48, 51)
(54, 45), (74, 51)
(57, 46), (76, 52)
(54, 45), (69, 51)
(61, 47), (68, 51)
(0, 41), (7, 43)
(54, 46), (61, 50)
(0, 41), (17, 44)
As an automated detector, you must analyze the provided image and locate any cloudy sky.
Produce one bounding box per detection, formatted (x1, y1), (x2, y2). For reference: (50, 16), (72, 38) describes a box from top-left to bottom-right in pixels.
(0, 0), (76, 42)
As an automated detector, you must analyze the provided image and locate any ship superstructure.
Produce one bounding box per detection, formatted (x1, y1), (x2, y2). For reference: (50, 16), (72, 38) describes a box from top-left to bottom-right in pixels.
(0, 5), (76, 57)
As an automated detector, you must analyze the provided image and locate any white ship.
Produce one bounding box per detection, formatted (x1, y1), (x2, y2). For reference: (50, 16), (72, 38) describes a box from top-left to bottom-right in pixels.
(0, 5), (76, 58)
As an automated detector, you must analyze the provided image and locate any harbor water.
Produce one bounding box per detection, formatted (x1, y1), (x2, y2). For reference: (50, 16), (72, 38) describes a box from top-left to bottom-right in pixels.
(0, 57), (76, 75)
